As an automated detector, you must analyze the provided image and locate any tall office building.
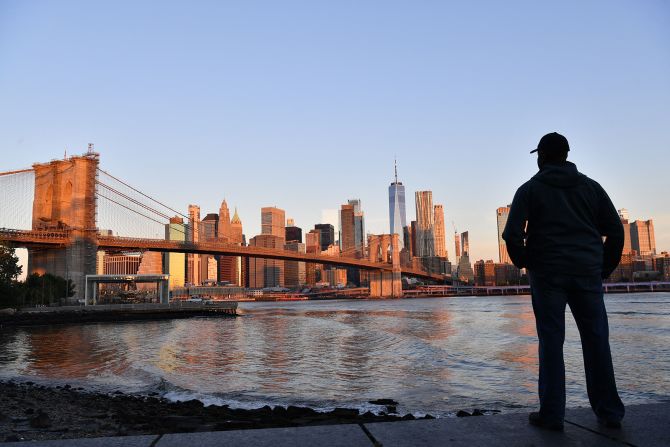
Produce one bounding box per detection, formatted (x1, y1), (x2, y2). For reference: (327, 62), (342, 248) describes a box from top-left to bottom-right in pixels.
(314, 223), (335, 251)
(631, 219), (656, 256)
(340, 203), (356, 253)
(165, 216), (186, 289)
(285, 218), (302, 243)
(305, 229), (321, 285)
(617, 209), (633, 255)
(496, 205), (511, 264)
(218, 200), (237, 284)
(454, 231), (461, 259)
(461, 231), (470, 257)
(200, 213), (218, 281)
(187, 204), (201, 285)
(231, 208), (243, 244)
(230, 208), (245, 286)
(388, 161), (407, 249)
(261, 207), (286, 238)
(248, 234), (284, 288)
(284, 241), (306, 287)
(433, 204), (447, 259)
(415, 191), (435, 257)
(348, 199), (365, 251)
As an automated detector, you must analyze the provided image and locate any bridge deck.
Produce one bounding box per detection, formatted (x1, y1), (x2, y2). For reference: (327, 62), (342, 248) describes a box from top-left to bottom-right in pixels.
(0, 229), (445, 281)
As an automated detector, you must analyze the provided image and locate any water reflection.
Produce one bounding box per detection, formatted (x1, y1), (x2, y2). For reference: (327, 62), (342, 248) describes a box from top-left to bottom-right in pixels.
(0, 294), (667, 416)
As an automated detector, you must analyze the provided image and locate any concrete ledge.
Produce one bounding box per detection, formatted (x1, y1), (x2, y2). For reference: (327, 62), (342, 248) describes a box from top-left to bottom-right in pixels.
(2, 403), (667, 446)
(1, 435), (158, 447)
(157, 424), (371, 447)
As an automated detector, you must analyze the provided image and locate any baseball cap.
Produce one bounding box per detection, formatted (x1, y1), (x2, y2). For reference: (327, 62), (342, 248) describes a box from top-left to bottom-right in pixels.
(530, 132), (570, 154)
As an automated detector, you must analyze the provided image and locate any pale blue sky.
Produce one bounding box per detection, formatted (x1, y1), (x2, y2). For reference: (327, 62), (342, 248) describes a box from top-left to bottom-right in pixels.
(1, 0), (669, 262)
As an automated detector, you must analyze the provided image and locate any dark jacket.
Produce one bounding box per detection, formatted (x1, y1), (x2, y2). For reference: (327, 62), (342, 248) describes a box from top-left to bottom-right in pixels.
(502, 161), (624, 278)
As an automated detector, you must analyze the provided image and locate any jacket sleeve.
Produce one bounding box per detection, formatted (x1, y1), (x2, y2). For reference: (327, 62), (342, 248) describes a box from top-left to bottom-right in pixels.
(594, 183), (624, 279)
(502, 183), (529, 269)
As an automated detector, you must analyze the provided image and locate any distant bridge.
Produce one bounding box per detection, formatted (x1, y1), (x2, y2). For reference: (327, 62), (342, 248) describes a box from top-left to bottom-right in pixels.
(0, 153), (448, 301)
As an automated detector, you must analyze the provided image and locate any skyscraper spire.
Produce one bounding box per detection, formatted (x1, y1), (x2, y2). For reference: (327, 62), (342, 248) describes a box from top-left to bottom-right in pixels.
(394, 157), (398, 184)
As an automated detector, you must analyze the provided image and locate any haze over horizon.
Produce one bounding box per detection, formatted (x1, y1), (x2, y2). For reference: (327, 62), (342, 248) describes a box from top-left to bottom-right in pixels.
(1, 0), (669, 263)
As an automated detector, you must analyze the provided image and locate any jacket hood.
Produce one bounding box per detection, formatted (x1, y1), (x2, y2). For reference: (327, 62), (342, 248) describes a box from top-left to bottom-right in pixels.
(531, 161), (585, 188)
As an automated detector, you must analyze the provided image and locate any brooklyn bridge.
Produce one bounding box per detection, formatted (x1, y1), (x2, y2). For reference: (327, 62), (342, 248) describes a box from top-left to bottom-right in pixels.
(0, 150), (448, 301)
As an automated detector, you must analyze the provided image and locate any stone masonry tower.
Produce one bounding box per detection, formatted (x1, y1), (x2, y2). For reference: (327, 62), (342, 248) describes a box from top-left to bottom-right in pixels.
(29, 153), (99, 302)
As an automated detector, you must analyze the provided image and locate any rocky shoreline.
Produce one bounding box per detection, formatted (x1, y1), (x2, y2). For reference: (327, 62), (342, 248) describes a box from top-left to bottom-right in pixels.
(0, 381), (498, 442)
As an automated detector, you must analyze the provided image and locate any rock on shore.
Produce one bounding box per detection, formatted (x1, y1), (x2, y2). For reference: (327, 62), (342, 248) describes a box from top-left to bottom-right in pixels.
(0, 381), (433, 442)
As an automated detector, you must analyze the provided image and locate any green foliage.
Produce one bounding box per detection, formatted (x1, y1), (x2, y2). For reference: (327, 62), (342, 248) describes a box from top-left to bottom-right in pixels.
(0, 244), (22, 306)
(0, 245), (75, 307)
(21, 273), (75, 307)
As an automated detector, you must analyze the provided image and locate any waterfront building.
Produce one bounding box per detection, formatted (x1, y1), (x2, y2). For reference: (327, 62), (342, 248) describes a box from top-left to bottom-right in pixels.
(456, 253), (474, 284)
(494, 262), (521, 286)
(261, 207), (285, 238)
(164, 216), (186, 289)
(415, 191), (435, 257)
(248, 234), (284, 288)
(474, 259), (496, 286)
(187, 204), (201, 285)
(315, 223), (335, 251)
(654, 253), (670, 281)
(434, 204), (447, 259)
(496, 205), (511, 264)
(103, 253), (141, 275)
(323, 268), (347, 287)
(388, 161), (407, 249)
(284, 241), (306, 287)
(631, 219), (656, 256)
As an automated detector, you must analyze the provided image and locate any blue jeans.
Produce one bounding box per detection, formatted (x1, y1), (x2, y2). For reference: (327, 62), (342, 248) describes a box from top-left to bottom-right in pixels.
(529, 271), (624, 422)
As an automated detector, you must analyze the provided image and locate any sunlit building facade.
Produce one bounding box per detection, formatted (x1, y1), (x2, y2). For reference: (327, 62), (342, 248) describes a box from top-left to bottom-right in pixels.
(415, 191), (435, 257)
(496, 205), (511, 264)
(434, 204), (447, 259)
(164, 216), (186, 289)
(631, 219), (656, 256)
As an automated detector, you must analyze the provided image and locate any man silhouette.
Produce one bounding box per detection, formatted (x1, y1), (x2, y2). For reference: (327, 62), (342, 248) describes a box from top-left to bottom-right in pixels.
(502, 132), (625, 431)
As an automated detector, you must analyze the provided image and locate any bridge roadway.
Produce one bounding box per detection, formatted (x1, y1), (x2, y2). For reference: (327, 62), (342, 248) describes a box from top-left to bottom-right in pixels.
(0, 228), (445, 282)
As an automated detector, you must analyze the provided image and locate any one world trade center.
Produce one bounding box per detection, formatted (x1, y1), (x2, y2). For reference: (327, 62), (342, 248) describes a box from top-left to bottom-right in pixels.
(388, 160), (407, 249)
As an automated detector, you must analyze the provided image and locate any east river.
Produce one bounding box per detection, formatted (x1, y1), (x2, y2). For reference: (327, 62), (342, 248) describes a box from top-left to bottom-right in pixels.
(1, 293), (668, 417)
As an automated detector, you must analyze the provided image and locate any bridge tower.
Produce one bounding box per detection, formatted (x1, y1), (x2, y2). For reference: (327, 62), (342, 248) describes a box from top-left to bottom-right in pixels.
(29, 152), (99, 302)
(367, 233), (402, 298)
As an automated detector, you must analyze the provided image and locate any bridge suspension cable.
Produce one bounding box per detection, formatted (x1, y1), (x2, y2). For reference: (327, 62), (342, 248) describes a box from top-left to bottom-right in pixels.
(97, 168), (188, 220)
(96, 168), (189, 239)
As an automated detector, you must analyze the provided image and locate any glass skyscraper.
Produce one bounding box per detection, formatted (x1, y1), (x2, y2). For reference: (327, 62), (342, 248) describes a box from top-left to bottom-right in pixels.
(388, 161), (407, 249)
(496, 205), (511, 264)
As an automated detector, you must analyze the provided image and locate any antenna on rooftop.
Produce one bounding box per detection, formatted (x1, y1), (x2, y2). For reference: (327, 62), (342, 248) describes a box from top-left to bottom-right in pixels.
(394, 157), (398, 183)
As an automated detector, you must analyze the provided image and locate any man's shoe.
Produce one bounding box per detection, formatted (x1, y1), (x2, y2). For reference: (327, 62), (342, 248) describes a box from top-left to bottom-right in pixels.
(528, 412), (564, 431)
(597, 417), (622, 429)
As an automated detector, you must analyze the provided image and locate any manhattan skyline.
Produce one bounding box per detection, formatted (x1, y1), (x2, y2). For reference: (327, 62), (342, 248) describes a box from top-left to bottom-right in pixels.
(1, 1), (669, 261)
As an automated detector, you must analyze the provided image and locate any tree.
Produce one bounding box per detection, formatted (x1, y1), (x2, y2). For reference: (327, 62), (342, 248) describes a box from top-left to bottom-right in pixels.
(23, 273), (75, 306)
(0, 244), (22, 305)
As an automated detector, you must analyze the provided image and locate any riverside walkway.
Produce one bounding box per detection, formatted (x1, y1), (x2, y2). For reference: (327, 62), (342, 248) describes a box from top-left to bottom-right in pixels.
(2, 402), (667, 446)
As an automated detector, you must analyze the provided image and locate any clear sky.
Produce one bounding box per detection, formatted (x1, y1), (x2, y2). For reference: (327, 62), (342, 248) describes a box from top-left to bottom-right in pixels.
(1, 0), (669, 262)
